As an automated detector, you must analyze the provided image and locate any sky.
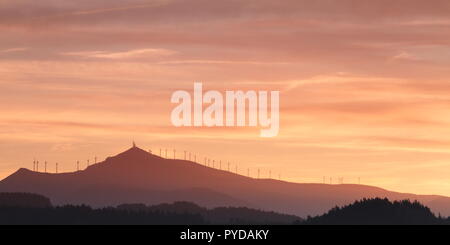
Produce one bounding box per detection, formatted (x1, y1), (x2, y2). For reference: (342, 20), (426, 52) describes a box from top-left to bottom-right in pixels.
(2, 0), (450, 195)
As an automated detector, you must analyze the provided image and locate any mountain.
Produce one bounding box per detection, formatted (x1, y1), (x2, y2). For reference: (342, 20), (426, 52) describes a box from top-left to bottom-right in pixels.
(1, 146), (450, 217)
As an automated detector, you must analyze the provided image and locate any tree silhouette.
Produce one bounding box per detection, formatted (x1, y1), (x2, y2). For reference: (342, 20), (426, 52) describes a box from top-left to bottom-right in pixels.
(300, 198), (443, 225)
(0, 193), (300, 225)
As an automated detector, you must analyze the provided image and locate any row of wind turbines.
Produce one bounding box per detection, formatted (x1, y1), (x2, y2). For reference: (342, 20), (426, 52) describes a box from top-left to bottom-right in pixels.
(30, 143), (361, 184)
(154, 147), (280, 180)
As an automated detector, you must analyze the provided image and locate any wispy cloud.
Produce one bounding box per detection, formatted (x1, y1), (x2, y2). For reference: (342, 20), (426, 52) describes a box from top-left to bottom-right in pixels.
(0, 47), (29, 53)
(392, 51), (420, 61)
(155, 59), (291, 65)
(61, 48), (176, 59)
(70, 1), (169, 16)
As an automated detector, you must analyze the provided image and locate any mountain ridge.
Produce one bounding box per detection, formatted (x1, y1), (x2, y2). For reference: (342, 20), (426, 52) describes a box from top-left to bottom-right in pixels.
(1, 146), (450, 217)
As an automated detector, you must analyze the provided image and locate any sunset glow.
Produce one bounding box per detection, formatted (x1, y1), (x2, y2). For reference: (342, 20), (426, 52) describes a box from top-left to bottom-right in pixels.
(2, 0), (450, 196)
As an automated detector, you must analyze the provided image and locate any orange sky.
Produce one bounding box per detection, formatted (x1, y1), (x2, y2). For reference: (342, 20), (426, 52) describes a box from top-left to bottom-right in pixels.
(2, 0), (450, 195)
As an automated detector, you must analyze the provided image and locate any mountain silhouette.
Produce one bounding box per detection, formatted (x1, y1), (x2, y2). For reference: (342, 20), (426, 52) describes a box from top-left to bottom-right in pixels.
(1, 145), (450, 217)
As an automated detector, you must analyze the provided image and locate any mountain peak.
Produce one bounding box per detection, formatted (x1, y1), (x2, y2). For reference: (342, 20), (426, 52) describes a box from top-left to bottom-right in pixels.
(125, 145), (146, 153)
(110, 145), (159, 162)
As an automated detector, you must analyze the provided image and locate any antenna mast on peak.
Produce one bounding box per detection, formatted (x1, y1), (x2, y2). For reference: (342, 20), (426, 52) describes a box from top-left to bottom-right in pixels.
(132, 141), (136, 148)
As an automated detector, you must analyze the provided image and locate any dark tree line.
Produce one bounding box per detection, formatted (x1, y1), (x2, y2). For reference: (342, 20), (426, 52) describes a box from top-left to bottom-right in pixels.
(0, 192), (51, 208)
(117, 202), (300, 224)
(300, 198), (445, 225)
(0, 193), (299, 225)
(2, 193), (450, 225)
(0, 205), (205, 225)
